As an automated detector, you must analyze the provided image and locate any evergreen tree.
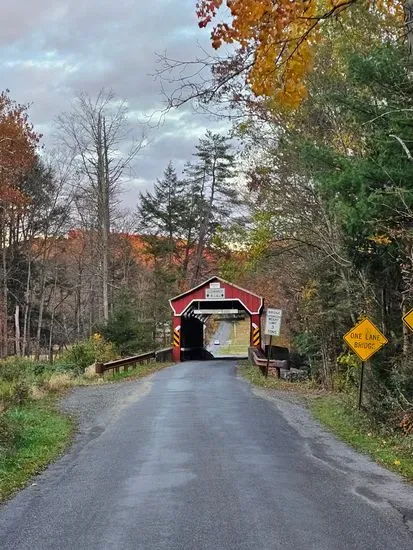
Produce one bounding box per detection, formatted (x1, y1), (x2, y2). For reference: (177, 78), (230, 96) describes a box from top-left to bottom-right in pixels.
(137, 162), (187, 262)
(184, 131), (238, 284)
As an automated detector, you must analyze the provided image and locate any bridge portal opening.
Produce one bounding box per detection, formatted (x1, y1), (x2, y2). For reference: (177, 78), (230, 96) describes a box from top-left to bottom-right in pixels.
(205, 314), (251, 359)
(170, 277), (264, 362)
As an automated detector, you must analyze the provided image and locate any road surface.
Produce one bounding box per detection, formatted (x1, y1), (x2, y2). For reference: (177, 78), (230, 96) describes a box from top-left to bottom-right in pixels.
(1, 360), (413, 549)
(206, 320), (232, 356)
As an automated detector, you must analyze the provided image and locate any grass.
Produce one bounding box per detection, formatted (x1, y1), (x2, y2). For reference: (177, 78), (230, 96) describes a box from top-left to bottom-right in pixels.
(217, 319), (250, 356)
(0, 398), (73, 501)
(239, 361), (413, 481)
(310, 396), (413, 481)
(239, 362), (318, 394)
(0, 360), (173, 502)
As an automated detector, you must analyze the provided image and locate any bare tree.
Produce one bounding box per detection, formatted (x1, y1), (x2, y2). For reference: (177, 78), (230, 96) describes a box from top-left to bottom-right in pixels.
(56, 90), (144, 321)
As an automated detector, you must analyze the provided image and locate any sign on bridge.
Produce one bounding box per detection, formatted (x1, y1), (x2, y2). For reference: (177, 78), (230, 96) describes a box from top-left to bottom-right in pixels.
(205, 288), (225, 299)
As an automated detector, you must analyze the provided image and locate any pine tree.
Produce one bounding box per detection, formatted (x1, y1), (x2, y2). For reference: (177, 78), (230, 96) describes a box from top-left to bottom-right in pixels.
(137, 162), (187, 263)
(185, 131), (238, 284)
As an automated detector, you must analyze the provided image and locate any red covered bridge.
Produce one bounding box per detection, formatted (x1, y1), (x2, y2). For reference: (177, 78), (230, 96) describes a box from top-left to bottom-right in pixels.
(170, 276), (264, 362)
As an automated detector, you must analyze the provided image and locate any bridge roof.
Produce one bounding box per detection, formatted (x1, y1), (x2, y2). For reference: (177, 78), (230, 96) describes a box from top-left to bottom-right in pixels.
(170, 276), (264, 316)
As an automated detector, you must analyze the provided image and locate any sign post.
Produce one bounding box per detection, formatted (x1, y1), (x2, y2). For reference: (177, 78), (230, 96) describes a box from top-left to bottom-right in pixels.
(343, 318), (388, 410)
(264, 309), (283, 378)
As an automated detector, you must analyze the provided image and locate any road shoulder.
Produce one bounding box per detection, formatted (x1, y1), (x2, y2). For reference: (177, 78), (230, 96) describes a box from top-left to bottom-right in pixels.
(238, 364), (413, 534)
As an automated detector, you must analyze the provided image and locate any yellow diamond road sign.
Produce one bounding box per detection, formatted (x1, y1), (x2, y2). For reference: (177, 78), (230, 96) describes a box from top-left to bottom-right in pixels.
(344, 318), (388, 361)
(403, 308), (413, 332)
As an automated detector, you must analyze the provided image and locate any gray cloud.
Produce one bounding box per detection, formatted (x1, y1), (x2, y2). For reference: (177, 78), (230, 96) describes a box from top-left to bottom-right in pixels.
(0, 0), (229, 207)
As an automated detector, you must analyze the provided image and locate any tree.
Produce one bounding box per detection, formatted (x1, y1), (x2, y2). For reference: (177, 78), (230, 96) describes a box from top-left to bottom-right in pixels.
(137, 162), (187, 263)
(137, 163), (189, 335)
(195, 1), (405, 108)
(185, 131), (238, 284)
(0, 90), (40, 356)
(99, 289), (153, 355)
(57, 89), (143, 321)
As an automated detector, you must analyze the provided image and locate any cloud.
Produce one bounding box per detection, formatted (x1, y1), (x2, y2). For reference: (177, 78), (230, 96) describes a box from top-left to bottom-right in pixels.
(0, 0), (229, 206)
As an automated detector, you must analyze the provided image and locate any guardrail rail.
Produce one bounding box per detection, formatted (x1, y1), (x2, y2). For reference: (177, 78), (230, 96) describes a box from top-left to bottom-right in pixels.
(95, 347), (173, 375)
(248, 346), (289, 378)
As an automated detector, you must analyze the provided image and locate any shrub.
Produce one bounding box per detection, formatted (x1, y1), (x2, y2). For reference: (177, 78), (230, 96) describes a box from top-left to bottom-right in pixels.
(56, 335), (116, 375)
(0, 381), (14, 413)
(46, 373), (73, 392)
(98, 294), (154, 356)
(0, 414), (20, 457)
(0, 380), (30, 412)
(0, 357), (35, 382)
(10, 380), (29, 406)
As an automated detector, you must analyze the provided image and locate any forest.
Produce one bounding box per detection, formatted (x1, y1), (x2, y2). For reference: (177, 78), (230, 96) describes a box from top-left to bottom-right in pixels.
(1, 1), (413, 430)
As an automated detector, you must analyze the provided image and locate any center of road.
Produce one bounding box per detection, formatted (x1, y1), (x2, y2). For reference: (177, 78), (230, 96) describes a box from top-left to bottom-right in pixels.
(1, 360), (413, 550)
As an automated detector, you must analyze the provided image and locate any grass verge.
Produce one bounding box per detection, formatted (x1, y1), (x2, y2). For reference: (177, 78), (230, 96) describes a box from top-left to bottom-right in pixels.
(239, 361), (413, 481)
(309, 396), (413, 481)
(238, 362), (318, 394)
(0, 398), (73, 501)
(217, 319), (250, 356)
(0, 359), (174, 503)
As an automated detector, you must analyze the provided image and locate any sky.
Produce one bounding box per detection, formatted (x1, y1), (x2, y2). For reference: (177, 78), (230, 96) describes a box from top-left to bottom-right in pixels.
(0, 1), (227, 207)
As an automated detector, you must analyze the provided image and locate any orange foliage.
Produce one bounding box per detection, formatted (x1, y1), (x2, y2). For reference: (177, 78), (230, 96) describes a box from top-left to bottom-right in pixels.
(196, 0), (402, 108)
(0, 90), (40, 208)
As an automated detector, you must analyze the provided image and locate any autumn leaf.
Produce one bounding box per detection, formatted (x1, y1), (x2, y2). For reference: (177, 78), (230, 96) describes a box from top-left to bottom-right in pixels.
(196, 0), (404, 108)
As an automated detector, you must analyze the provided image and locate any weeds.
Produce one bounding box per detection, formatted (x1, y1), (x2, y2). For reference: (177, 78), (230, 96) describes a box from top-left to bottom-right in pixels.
(0, 400), (72, 501)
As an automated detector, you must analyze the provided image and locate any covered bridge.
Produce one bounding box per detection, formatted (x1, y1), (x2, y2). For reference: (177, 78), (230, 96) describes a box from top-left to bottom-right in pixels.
(170, 276), (264, 362)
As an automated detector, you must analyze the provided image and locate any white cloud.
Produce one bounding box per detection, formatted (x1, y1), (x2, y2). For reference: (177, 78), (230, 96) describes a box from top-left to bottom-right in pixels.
(0, 0), (229, 207)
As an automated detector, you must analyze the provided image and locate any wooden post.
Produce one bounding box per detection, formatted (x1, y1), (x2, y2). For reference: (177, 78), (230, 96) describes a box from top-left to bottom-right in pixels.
(95, 362), (104, 376)
(265, 335), (272, 378)
(358, 361), (365, 410)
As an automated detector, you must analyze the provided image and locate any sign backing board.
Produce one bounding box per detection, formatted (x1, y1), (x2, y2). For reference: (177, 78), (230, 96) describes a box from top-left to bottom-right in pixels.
(265, 308), (282, 336)
(402, 308), (413, 332)
(205, 288), (225, 299)
(343, 318), (388, 361)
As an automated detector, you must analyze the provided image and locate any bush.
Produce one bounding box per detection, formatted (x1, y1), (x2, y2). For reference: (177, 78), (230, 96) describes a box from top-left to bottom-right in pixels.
(98, 294), (154, 356)
(46, 373), (73, 392)
(0, 380), (30, 412)
(0, 414), (20, 457)
(56, 335), (116, 375)
(0, 357), (36, 382)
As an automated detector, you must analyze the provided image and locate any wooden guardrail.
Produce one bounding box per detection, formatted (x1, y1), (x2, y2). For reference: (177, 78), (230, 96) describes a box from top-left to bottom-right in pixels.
(248, 346), (288, 378)
(95, 347), (173, 375)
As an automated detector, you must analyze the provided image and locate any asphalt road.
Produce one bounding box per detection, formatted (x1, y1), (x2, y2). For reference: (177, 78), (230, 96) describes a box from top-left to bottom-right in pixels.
(1, 360), (413, 549)
(206, 321), (232, 356)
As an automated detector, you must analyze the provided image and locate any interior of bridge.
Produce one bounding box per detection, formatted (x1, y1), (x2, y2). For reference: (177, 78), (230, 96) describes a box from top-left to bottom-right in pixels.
(180, 299), (250, 361)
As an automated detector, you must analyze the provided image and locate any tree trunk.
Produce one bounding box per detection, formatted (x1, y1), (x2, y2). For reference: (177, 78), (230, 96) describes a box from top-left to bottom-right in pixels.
(405, 1), (413, 55)
(35, 275), (47, 360)
(2, 222), (8, 357)
(192, 160), (217, 285)
(22, 256), (32, 356)
(100, 116), (110, 321)
(14, 304), (21, 356)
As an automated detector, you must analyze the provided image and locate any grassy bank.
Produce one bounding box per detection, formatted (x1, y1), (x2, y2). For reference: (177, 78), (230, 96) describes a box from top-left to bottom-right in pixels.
(310, 396), (413, 481)
(0, 357), (173, 502)
(239, 362), (318, 394)
(0, 398), (73, 501)
(217, 319), (250, 356)
(239, 362), (413, 481)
